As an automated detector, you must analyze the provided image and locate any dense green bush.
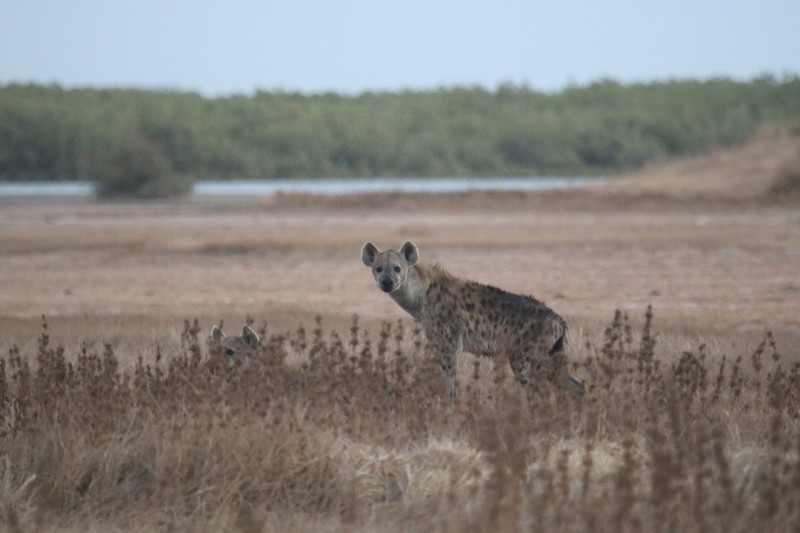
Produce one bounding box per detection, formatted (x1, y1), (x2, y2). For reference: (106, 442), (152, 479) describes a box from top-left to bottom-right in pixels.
(87, 135), (194, 199)
(1, 76), (799, 181)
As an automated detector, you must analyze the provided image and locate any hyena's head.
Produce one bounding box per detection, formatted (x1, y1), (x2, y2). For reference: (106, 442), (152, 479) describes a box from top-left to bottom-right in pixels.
(361, 241), (419, 293)
(209, 324), (260, 367)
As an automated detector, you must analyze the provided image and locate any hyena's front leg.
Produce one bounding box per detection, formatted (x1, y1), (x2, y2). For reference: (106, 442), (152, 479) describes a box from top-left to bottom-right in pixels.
(442, 349), (459, 398)
(426, 341), (459, 398)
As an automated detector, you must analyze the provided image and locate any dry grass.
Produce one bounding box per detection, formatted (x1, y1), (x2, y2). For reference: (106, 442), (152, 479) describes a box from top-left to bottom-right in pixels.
(1, 310), (799, 532)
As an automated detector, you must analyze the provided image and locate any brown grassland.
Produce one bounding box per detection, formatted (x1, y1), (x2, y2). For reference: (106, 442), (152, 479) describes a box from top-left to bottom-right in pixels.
(1, 129), (799, 531)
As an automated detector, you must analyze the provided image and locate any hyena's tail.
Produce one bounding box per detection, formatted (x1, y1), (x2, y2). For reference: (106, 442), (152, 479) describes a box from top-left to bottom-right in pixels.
(549, 327), (585, 395)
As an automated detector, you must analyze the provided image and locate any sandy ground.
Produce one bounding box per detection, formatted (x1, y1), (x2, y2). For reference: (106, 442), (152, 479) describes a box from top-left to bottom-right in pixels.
(1, 182), (799, 358)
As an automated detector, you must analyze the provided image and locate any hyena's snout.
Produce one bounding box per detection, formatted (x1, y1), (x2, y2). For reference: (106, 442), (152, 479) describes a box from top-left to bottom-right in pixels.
(379, 276), (396, 292)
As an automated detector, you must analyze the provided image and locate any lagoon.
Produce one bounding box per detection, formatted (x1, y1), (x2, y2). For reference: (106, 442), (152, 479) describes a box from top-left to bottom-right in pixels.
(0, 176), (601, 198)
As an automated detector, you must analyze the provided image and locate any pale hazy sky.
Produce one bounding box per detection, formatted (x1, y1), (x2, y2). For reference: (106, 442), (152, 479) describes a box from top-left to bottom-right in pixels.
(1, 0), (798, 96)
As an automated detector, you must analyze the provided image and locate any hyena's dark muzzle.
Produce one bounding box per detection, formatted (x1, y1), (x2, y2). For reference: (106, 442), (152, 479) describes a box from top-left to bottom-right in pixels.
(379, 277), (396, 292)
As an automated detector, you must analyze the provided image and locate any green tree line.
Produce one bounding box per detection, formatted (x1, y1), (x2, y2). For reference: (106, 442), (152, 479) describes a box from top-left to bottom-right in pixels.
(1, 75), (799, 181)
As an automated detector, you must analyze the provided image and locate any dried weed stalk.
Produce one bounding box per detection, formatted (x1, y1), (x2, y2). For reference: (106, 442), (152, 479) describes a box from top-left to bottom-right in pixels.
(0, 310), (798, 532)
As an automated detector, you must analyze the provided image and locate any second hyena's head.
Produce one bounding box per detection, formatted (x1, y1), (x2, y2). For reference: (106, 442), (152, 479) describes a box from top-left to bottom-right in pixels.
(210, 324), (260, 367)
(361, 241), (419, 293)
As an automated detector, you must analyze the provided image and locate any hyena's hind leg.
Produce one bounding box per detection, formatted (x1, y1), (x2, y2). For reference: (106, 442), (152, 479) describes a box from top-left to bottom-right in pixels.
(209, 324), (261, 368)
(548, 333), (584, 394)
(510, 334), (584, 395)
(508, 349), (533, 388)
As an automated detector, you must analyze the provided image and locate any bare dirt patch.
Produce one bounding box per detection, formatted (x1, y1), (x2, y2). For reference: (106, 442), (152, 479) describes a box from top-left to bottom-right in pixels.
(606, 127), (800, 201)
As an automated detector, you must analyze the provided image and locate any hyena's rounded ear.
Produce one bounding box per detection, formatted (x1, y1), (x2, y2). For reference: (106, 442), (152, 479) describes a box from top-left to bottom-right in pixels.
(400, 241), (419, 266)
(361, 241), (380, 267)
(241, 325), (260, 348)
(210, 325), (226, 344)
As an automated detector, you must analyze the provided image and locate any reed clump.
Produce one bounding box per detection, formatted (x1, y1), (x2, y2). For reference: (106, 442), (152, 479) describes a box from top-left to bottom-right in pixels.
(1, 308), (798, 532)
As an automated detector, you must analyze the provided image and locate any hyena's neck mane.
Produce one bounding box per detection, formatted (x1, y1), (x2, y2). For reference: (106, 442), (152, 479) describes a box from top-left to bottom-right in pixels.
(414, 262), (449, 283)
(391, 262), (451, 318)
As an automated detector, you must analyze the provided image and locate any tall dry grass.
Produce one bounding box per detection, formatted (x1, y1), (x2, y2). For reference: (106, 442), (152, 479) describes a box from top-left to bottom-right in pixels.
(1, 309), (799, 532)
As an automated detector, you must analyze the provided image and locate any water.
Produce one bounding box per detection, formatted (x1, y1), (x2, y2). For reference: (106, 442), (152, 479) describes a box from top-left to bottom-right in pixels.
(0, 182), (95, 196)
(193, 177), (600, 196)
(0, 177), (601, 198)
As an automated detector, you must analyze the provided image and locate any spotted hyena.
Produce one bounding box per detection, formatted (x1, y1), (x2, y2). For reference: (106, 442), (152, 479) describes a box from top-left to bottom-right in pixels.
(209, 324), (260, 367)
(362, 241), (583, 397)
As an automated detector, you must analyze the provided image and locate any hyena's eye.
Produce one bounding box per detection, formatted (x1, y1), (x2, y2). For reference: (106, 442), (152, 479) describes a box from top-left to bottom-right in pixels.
(225, 348), (235, 357)
(375, 266), (383, 273)
(394, 265), (402, 273)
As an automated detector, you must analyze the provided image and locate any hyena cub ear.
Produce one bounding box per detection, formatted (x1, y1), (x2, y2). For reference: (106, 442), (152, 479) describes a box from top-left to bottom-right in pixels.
(240, 324), (260, 349)
(211, 325), (226, 344)
(362, 241), (380, 267)
(399, 241), (419, 266)
(209, 325), (232, 365)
